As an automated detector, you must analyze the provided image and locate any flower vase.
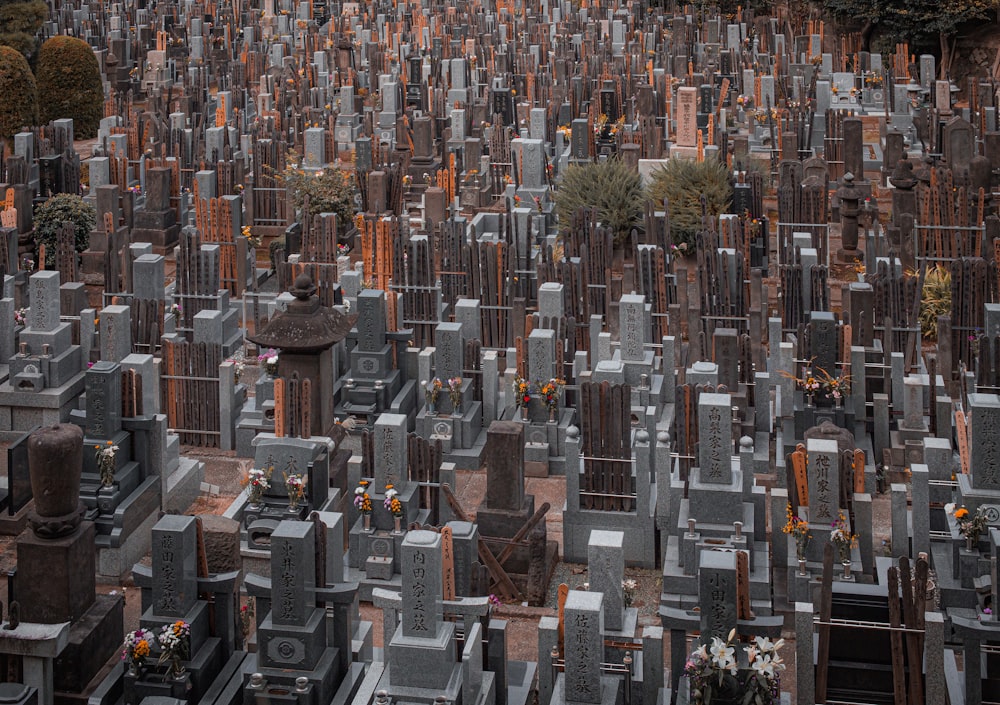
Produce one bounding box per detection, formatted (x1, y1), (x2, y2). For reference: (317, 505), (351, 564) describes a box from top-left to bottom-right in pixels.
(835, 396), (843, 409)
(393, 516), (402, 533)
(842, 560), (852, 580)
(966, 535), (976, 551)
(520, 405), (529, 421)
(363, 513), (372, 532)
(807, 393), (815, 407)
(548, 407), (557, 423)
(452, 401), (462, 417)
(798, 558), (808, 576)
(428, 401), (436, 415)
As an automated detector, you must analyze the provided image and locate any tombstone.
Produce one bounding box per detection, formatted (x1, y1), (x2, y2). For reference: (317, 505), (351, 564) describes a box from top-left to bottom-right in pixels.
(587, 530), (625, 632)
(562, 590), (604, 703)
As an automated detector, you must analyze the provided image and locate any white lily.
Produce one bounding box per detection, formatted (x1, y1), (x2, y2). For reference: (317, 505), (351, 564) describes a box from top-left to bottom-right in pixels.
(710, 638), (735, 670)
(751, 657), (775, 677)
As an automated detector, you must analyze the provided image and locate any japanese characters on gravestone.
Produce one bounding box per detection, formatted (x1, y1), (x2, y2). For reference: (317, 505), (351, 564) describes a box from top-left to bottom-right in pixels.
(699, 550), (738, 644)
(699, 393), (733, 484)
(563, 589), (603, 703)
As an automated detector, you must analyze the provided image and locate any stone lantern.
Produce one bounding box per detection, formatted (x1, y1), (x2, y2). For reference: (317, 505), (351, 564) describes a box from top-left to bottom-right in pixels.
(247, 272), (355, 437)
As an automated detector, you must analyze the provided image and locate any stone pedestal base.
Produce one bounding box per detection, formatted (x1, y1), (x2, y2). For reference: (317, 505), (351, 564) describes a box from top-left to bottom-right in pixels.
(16, 521), (95, 623)
(54, 593), (124, 693)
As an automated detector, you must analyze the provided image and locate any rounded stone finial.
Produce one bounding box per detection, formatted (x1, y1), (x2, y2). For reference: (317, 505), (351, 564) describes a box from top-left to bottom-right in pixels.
(657, 431), (670, 444)
(566, 425), (580, 439)
(290, 272), (317, 300)
(842, 171), (855, 184)
(636, 429), (649, 443)
(740, 436), (753, 448)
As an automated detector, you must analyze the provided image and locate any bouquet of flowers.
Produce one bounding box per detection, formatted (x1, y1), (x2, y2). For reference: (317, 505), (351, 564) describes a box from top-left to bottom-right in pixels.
(384, 483), (403, 518)
(354, 480), (372, 515)
(685, 631), (740, 704)
(240, 599), (255, 638)
(447, 376), (463, 408)
(539, 379), (563, 411)
(227, 358), (246, 383)
(157, 620), (191, 677)
(830, 511), (858, 563)
(424, 377), (443, 407)
(258, 348), (279, 376)
(513, 376), (532, 409)
(168, 302), (182, 318)
(241, 224), (262, 249)
(948, 504), (988, 542)
(95, 441), (119, 488)
(817, 369), (850, 401)
(13, 308), (26, 327)
(284, 473), (306, 510)
(743, 636), (786, 704)
(242, 466), (271, 504)
(122, 628), (154, 673)
(782, 504), (812, 560)
(622, 578), (637, 608)
(685, 631), (785, 705)
(736, 94), (753, 109)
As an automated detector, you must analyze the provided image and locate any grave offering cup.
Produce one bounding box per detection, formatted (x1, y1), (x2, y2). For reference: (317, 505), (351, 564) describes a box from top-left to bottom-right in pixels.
(27, 423), (84, 537)
(842, 560), (852, 579)
(798, 558), (807, 576)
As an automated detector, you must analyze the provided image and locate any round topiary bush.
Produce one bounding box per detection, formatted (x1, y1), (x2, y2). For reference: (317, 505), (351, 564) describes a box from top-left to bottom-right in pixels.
(0, 45), (36, 140)
(33, 193), (95, 267)
(647, 157), (733, 251)
(35, 36), (103, 139)
(554, 158), (644, 246)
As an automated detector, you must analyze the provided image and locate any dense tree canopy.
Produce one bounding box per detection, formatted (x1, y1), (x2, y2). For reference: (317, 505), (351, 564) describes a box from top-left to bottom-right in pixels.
(824, 0), (999, 71)
(0, 0), (46, 57)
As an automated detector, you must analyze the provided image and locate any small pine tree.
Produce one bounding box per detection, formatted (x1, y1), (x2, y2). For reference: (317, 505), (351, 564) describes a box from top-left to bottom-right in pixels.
(33, 193), (95, 267)
(36, 36), (103, 139)
(0, 45), (36, 141)
(554, 159), (644, 246)
(647, 157), (733, 250)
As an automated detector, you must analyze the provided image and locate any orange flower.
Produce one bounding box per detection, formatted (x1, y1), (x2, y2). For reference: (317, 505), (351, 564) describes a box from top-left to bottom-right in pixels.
(955, 507), (970, 519)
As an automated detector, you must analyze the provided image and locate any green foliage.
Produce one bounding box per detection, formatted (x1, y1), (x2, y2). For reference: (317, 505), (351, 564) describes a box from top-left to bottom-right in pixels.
(0, 0), (46, 56)
(823, 0), (998, 53)
(36, 36), (103, 139)
(919, 265), (952, 340)
(0, 45), (36, 140)
(278, 151), (358, 231)
(33, 193), (95, 267)
(554, 158), (644, 246)
(647, 157), (733, 250)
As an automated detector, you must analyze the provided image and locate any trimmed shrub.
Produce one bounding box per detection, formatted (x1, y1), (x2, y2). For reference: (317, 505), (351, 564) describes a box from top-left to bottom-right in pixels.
(278, 151), (357, 232)
(33, 193), (95, 267)
(647, 157), (733, 251)
(0, 45), (36, 140)
(36, 36), (103, 139)
(554, 158), (644, 246)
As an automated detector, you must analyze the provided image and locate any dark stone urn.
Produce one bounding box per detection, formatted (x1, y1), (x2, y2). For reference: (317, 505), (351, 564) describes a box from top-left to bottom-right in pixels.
(27, 424), (84, 538)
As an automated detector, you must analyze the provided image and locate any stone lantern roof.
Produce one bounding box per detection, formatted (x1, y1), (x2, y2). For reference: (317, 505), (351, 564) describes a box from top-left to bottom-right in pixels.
(247, 272), (356, 352)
